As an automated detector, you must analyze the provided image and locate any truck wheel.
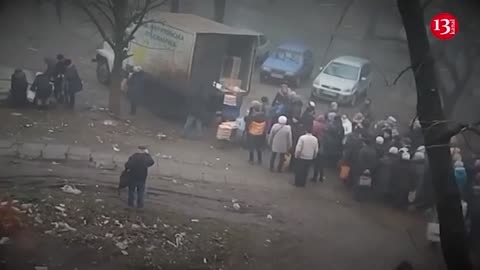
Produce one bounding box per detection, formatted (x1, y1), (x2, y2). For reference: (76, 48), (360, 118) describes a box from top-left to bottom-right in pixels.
(96, 57), (110, 85)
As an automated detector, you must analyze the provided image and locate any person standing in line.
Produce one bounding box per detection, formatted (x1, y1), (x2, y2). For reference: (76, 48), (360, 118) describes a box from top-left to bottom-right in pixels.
(53, 54), (66, 102)
(9, 69), (28, 107)
(125, 146), (155, 208)
(64, 59), (83, 109)
(245, 104), (267, 164)
(300, 101), (316, 132)
(294, 126), (318, 187)
(311, 115), (327, 182)
(268, 115), (292, 172)
(127, 66), (145, 115)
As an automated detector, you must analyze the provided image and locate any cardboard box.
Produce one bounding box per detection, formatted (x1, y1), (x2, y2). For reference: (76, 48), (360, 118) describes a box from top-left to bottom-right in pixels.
(223, 56), (242, 80)
(220, 78), (242, 90)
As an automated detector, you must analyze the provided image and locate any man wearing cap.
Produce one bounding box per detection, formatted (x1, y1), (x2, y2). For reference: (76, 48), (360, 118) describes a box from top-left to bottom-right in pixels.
(124, 146), (155, 208)
(127, 66), (145, 115)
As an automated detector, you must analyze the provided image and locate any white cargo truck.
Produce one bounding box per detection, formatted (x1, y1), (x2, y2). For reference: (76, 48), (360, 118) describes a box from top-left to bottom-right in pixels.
(94, 12), (259, 99)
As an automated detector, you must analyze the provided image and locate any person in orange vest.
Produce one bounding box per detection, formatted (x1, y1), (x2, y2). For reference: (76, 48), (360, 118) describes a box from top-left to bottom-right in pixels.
(245, 101), (267, 164)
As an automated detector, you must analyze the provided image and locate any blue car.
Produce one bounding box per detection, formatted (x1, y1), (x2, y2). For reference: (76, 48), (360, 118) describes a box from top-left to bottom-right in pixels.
(260, 43), (314, 87)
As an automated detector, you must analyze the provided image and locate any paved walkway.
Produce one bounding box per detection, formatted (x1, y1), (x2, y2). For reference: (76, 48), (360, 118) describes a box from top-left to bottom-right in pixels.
(0, 138), (303, 190)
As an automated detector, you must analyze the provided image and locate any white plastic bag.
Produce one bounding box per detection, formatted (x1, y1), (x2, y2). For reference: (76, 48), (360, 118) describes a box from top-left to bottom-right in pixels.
(27, 90), (36, 103)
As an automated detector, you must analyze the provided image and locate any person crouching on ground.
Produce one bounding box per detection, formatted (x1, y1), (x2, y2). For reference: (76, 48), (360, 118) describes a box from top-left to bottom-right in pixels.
(9, 69), (28, 107)
(245, 103), (267, 165)
(294, 126), (318, 187)
(268, 115), (292, 172)
(31, 72), (52, 110)
(125, 146), (155, 208)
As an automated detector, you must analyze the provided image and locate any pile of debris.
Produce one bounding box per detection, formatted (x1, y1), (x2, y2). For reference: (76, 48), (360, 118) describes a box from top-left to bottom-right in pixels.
(0, 184), (232, 268)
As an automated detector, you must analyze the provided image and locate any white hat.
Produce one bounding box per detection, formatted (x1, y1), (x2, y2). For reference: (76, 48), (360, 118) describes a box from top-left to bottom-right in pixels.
(413, 151), (425, 160)
(133, 65), (142, 72)
(417, 145), (426, 153)
(35, 72), (43, 76)
(389, 147), (399, 154)
(278, 115), (287, 124)
(309, 101), (316, 108)
(376, 136), (384, 145)
(454, 160), (464, 168)
(401, 152), (411, 160)
(387, 116), (397, 123)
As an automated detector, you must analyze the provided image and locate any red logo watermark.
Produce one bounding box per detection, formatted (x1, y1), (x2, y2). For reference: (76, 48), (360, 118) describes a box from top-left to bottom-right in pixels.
(430, 13), (458, 40)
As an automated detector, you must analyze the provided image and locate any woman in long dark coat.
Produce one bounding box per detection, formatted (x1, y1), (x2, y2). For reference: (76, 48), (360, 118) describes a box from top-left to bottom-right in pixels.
(391, 152), (415, 208)
(10, 69), (28, 107)
(374, 147), (400, 202)
(323, 115), (345, 168)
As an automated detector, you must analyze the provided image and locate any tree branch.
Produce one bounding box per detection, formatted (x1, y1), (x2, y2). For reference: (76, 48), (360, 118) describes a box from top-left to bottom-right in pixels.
(90, 1), (115, 28)
(125, 0), (168, 44)
(76, 1), (114, 48)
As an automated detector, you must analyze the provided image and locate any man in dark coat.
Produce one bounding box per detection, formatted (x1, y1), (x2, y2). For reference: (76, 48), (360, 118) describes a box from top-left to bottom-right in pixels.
(323, 115), (345, 168)
(31, 72), (52, 110)
(127, 66), (145, 115)
(10, 69), (28, 107)
(53, 54), (66, 101)
(374, 146), (400, 202)
(125, 146), (155, 208)
(64, 59), (83, 108)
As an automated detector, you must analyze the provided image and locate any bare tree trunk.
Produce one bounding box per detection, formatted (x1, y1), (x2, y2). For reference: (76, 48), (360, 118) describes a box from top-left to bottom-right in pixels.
(108, 0), (129, 115)
(213, 0), (226, 23)
(170, 0), (180, 12)
(397, 0), (472, 269)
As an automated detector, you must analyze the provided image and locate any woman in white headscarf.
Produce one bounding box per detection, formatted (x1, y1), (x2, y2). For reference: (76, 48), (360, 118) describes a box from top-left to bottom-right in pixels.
(268, 115), (292, 172)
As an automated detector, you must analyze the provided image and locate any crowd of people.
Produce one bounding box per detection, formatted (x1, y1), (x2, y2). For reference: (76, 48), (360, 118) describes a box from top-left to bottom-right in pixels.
(243, 84), (480, 217)
(8, 54), (83, 110)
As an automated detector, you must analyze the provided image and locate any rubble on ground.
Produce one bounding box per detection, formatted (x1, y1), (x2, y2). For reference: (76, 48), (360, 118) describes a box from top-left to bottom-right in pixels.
(0, 184), (239, 268)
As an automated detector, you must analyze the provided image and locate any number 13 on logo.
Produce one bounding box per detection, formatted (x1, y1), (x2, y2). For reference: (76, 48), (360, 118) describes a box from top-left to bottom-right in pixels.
(430, 13), (458, 40)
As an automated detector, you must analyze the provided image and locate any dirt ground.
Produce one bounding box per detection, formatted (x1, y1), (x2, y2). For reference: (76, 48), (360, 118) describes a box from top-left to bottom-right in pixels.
(0, 152), (443, 270)
(0, 160), (293, 270)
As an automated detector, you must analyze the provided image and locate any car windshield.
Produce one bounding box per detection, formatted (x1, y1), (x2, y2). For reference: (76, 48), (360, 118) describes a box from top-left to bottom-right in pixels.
(323, 62), (360, 80)
(273, 49), (302, 63)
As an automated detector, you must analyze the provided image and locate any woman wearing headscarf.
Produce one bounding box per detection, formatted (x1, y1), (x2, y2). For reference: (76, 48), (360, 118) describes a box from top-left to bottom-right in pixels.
(391, 152), (415, 208)
(341, 115), (353, 137)
(374, 136), (386, 158)
(9, 69), (28, 107)
(300, 101), (316, 132)
(312, 115), (327, 182)
(467, 172), (480, 253)
(268, 115), (292, 172)
(245, 105), (267, 165)
(375, 146), (400, 202)
(454, 160), (468, 199)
